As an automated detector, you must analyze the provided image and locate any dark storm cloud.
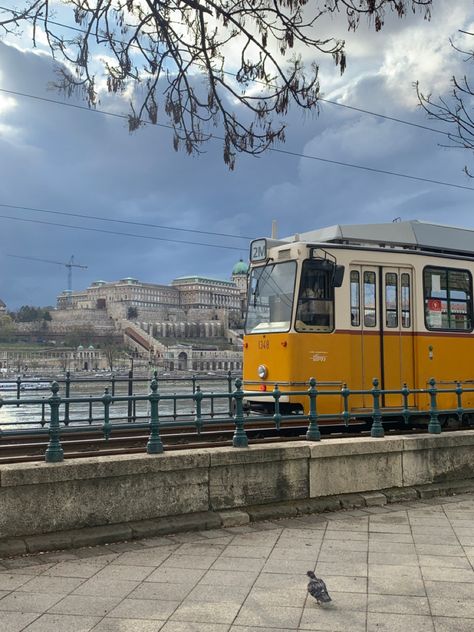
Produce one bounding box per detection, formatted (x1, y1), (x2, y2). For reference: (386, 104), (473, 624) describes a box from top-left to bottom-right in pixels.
(0, 0), (473, 308)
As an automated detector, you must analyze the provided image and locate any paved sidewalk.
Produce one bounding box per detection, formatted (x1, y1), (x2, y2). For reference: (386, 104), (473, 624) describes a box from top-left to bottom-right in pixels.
(0, 494), (473, 632)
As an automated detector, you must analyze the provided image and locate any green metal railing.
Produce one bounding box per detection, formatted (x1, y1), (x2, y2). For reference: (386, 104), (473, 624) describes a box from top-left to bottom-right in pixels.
(0, 370), (237, 423)
(0, 375), (473, 463)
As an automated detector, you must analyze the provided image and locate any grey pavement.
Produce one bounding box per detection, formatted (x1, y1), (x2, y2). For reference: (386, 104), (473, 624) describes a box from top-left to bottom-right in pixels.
(1, 493), (474, 631)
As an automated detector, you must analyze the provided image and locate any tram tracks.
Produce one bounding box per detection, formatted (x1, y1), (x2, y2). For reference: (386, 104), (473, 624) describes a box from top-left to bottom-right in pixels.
(0, 422), (457, 464)
(0, 426), (304, 464)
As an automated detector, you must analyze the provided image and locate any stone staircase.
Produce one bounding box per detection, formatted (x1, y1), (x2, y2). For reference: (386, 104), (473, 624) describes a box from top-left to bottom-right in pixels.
(119, 320), (167, 357)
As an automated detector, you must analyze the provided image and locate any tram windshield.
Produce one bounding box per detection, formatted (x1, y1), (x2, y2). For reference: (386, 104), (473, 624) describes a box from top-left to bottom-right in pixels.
(245, 261), (296, 333)
(295, 260), (335, 332)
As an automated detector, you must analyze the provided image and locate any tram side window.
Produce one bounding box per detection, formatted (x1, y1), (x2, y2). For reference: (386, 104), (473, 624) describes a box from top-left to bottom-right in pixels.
(295, 260), (334, 332)
(401, 273), (411, 328)
(350, 271), (360, 326)
(424, 267), (473, 331)
(364, 271), (377, 327)
(385, 272), (398, 328)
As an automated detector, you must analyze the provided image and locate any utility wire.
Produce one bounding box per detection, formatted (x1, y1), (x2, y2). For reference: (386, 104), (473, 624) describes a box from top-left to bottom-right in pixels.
(267, 146), (474, 192)
(0, 202), (253, 241)
(0, 4), (450, 138)
(318, 97), (451, 137)
(0, 214), (248, 252)
(1, 86), (472, 193)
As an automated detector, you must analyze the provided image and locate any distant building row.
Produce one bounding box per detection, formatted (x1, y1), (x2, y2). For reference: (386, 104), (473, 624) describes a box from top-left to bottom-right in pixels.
(56, 261), (249, 322)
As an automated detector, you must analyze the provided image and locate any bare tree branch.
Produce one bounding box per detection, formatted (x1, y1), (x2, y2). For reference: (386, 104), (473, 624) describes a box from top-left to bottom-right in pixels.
(416, 29), (474, 176)
(1, 1), (432, 168)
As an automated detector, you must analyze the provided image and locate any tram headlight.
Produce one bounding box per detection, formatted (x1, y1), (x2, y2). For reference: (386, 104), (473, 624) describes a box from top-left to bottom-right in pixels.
(257, 364), (268, 379)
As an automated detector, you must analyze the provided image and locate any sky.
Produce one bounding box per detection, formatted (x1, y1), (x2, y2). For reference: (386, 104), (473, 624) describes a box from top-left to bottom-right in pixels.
(1, 0), (474, 309)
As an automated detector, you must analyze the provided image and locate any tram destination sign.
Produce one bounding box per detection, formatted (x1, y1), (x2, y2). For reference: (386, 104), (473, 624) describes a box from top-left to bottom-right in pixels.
(250, 238), (285, 262)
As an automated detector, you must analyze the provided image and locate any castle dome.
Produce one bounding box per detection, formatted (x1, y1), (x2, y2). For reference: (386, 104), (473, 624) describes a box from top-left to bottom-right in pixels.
(232, 259), (249, 276)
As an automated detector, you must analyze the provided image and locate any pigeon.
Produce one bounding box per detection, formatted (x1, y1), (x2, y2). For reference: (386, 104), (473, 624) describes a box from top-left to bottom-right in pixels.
(306, 570), (331, 604)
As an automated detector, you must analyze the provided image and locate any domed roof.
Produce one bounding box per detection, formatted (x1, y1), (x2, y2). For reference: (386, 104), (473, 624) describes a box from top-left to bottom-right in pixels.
(232, 259), (249, 275)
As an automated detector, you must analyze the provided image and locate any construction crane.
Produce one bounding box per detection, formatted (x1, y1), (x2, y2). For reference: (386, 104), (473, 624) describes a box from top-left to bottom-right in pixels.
(7, 254), (88, 295)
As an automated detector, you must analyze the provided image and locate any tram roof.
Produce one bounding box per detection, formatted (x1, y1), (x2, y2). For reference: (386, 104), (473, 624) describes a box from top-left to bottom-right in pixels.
(288, 220), (474, 256)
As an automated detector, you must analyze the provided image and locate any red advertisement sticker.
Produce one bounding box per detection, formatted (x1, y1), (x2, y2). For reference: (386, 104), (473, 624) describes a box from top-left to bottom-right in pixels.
(428, 299), (442, 311)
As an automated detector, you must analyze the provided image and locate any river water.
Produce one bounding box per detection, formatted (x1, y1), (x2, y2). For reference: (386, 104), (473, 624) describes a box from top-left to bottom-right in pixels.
(0, 375), (235, 431)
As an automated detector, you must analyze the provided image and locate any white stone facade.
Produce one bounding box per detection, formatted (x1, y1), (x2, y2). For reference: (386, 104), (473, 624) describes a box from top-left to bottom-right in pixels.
(163, 346), (243, 373)
(0, 346), (108, 373)
(57, 275), (241, 319)
(171, 276), (241, 311)
(57, 277), (180, 313)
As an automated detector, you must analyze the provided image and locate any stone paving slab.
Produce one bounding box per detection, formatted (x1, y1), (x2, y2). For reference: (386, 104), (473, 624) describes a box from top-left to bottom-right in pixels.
(0, 493), (474, 630)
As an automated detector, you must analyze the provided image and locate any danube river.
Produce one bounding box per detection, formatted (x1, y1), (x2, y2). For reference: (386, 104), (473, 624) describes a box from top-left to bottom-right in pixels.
(0, 375), (235, 431)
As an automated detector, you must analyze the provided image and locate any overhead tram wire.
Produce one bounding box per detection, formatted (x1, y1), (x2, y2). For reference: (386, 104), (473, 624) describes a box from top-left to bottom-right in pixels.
(1, 86), (473, 194)
(317, 98), (451, 138)
(0, 4), (450, 139)
(0, 202), (254, 241)
(0, 214), (247, 252)
(267, 147), (474, 192)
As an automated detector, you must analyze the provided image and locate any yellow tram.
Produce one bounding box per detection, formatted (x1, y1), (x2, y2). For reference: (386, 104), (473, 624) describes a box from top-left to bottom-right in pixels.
(242, 220), (474, 421)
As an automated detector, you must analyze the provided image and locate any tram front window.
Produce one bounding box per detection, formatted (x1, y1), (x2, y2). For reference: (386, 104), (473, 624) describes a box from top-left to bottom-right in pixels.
(246, 261), (296, 333)
(296, 261), (334, 332)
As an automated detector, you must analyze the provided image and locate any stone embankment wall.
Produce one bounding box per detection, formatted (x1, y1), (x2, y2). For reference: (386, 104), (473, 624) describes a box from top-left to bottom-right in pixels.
(1, 431), (474, 541)
(49, 309), (116, 334)
(14, 310), (116, 337)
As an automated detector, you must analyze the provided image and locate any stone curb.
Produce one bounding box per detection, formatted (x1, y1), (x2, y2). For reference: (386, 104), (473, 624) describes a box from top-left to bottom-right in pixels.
(1, 479), (473, 559)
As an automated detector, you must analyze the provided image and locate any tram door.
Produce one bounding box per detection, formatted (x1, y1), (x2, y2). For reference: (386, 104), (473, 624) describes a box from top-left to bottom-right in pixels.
(381, 267), (415, 406)
(353, 266), (415, 408)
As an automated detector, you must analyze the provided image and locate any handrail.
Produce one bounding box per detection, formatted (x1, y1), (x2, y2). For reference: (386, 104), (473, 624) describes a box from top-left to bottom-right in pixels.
(0, 376), (473, 462)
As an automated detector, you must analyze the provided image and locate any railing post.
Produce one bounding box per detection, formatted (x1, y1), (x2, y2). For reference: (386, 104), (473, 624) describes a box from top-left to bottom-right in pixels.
(147, 378), (163, 454)
(210, 391), (215, 418)
(227, 370), (233, 417)
(41, 399), (46, 426)
(341, 383), (350, 428)
(370, 378), (384, 438)
(88, 395), (93, 425)
(16, 374), (21, 407)
(194, 385), (203, 435)
(102, 388), (112, 441)
(127, 369), (133, 423)
(64, 370), (71, 426)
(402, 383), (410, 425)
(428, 377), (441, 434)
(111, 373), (116, 398)
(45, 381), (64, 463)
(455, 381), (464, 425)
(306, 377), (321, 441)
(173, 392), (177, 420)
(273, 384), (281, 431)
(232, 378), (248, 448)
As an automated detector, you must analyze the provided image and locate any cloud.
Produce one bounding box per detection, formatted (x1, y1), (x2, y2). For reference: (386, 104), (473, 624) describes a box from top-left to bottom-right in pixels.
(1, 2), (474, 310)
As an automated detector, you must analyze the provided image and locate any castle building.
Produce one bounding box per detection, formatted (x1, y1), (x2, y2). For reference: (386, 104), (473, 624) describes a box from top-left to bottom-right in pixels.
(231, 259), (249, 318)
(171, 276), (240, 311)
(57, 265), (246, 322)
(57, 278), (179, 314)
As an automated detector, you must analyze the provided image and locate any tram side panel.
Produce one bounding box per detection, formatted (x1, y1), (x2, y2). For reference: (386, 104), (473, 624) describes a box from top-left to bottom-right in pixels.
(414, 332), (474, 412)
(243, 332), (354, 416)
(412, 256), (474, 413)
